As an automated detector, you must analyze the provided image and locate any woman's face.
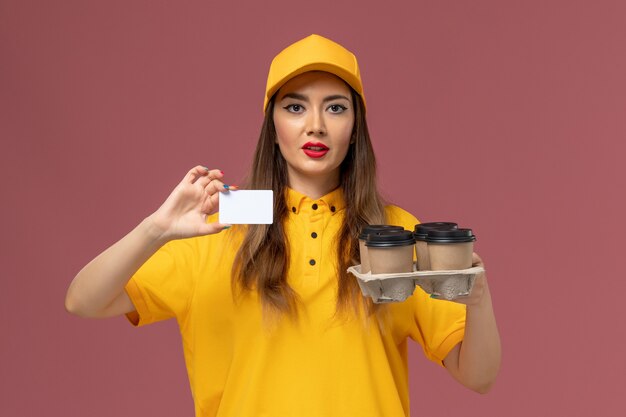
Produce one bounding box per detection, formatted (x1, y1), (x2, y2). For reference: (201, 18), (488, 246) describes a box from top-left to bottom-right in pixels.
(273, 71), (354, 189)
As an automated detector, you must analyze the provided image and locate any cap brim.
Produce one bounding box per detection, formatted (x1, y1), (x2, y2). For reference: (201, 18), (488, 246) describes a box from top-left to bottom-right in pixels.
(264, 63), (365, 112)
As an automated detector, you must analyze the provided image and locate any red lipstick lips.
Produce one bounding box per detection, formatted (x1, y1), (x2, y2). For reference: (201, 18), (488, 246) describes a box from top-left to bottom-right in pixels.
(302, 142), (329, 158)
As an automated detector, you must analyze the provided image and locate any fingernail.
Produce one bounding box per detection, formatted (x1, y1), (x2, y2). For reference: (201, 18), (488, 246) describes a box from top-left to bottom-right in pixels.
(220, 170), (224, 175)
(202, 166), (209, 171)
(223, 225), (231, 229)
(430, 294), (438, 299)
(223, 184), (230, 190)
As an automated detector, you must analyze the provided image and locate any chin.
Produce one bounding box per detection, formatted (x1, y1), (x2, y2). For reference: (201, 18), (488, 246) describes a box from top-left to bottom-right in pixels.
(294, 164), (340, 179)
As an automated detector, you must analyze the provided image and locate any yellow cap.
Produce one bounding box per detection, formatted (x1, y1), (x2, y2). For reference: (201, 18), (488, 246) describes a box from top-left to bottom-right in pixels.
(264, 34), (366, 112)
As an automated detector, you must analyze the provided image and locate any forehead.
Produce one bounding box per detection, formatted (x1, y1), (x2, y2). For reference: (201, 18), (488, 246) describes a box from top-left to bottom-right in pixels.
(276, 71), (351, 99)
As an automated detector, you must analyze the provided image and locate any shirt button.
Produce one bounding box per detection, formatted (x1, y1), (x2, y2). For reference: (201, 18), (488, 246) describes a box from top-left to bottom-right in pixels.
(330, 206), (336, 212)
(312, 203), (318, 210)
(311, 232), (317, 238)
(309, 259), (316, 266)
(292, 207), (296, 213)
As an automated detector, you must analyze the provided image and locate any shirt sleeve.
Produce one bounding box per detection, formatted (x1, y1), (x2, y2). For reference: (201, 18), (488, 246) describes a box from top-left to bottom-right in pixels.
(124, 238), (198, 327)
(407, 289), (466, 366)
(384, 204), (467, 366)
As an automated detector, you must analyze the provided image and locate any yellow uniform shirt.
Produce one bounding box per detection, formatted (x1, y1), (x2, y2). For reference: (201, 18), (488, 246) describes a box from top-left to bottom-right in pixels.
(125, 187), (466, 417)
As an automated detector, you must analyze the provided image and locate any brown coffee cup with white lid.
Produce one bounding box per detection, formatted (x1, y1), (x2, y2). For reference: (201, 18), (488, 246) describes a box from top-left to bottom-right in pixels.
(426, 228), (476, 270)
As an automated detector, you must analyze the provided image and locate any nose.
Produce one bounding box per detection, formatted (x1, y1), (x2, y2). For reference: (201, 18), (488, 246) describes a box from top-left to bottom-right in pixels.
(306, 108), (327, 137)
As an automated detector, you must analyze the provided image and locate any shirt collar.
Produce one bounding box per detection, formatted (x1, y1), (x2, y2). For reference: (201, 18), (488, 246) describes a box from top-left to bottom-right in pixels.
(285, 187), (345, 215)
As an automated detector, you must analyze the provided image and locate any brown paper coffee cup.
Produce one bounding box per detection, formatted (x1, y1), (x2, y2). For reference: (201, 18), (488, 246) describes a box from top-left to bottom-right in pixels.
(415, 241), (430, 271)
(413, 222), (458, 271)
(366, 230), (416, 302)
(425, 228), (476, 271)
(428, 242), (474, 270)
(358, 225), (404, 274)
(368, 245), (415, 275)
(359, 239), (371, 274)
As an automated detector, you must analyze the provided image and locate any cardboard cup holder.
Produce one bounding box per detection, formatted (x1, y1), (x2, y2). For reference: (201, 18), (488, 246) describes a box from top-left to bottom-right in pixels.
(348, 264), (484, 303)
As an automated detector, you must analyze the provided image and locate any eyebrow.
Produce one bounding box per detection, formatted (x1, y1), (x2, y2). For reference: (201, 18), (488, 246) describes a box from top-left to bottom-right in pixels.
(280, 93), (351, 103)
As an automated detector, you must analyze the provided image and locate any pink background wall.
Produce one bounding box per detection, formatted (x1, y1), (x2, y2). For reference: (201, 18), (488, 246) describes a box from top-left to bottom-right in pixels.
(2, 0), (625, 415)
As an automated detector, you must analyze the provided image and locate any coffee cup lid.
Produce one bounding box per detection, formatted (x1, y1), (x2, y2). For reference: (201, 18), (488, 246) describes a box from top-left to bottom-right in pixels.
(359, 224), (404, 240)
(365, 230), (415, 247)
(413, 222), (459, 241)
(425, 228), (476, 243)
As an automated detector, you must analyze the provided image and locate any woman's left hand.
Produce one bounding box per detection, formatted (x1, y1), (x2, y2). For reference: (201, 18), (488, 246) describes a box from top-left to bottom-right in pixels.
(441, 251), (501, 393)
(445, 252), (488, 306)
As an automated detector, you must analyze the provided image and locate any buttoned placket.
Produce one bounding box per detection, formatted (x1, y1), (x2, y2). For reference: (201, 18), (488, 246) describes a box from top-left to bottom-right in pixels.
(303, 200), (324, 283)
(287, 191), (341, 291)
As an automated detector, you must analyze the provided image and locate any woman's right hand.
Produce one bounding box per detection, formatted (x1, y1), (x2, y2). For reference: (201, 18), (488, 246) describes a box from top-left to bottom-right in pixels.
(147, 166), (233, 242)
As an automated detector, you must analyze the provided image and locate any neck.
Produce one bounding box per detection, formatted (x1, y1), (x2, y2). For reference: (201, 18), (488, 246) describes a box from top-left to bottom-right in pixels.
(286, 169), (340, 200)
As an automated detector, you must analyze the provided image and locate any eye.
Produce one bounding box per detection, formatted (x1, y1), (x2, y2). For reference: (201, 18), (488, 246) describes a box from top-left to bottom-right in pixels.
(283, 104), (304, 113)
(328, 104), (348, 114)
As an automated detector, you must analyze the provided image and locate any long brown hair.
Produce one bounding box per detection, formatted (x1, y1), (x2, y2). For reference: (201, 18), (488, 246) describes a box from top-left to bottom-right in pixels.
(232, 87), (386, 319)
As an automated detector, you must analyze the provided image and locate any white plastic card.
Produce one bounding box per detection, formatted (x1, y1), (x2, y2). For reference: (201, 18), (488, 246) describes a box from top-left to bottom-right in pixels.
(218, 190), (273, 224)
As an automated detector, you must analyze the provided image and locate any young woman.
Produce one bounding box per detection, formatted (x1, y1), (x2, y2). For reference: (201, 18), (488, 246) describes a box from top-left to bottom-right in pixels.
(65, 34), (501, 416)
